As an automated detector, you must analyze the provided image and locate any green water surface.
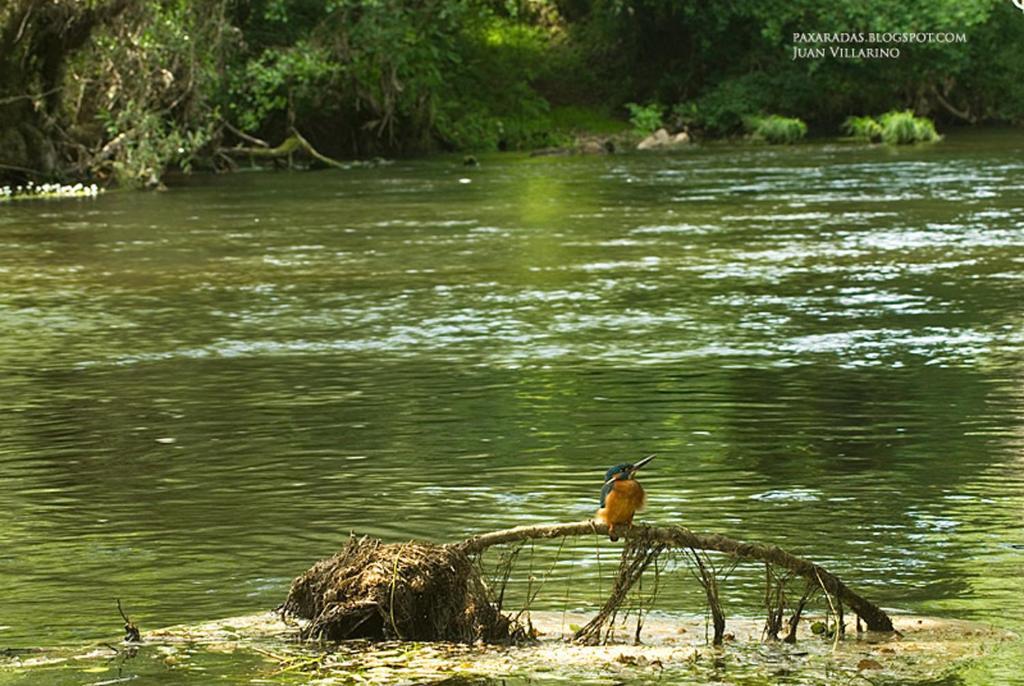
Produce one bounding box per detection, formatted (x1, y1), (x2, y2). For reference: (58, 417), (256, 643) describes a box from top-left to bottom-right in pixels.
(1, 131), (1023, 683)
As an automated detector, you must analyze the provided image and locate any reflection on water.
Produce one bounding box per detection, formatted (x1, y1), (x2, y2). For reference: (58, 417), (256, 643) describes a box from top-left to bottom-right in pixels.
(1, 131), (1023, 681)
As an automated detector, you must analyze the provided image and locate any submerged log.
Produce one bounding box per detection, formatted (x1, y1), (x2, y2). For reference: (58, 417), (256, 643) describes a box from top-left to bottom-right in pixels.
(281, 520), (894, 645)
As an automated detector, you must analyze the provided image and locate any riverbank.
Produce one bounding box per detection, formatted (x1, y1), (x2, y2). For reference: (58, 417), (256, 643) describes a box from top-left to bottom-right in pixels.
(11, 120), (1014, 203)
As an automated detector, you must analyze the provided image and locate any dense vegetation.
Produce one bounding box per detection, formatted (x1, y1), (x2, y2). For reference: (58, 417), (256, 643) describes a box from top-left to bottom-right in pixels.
(1, 0), (1022, 185)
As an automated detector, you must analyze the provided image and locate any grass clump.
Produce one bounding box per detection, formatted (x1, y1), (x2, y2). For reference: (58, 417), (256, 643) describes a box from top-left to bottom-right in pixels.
(842, 115), (884, 142)
(878, 111), (941, 144)
(747, 115), (807, 144)
(841, 111), (940, 144)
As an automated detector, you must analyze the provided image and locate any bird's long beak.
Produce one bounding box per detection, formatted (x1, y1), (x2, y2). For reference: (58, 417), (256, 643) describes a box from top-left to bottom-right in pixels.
(604, 455), (656, 485)
(631, 454), (656, 473)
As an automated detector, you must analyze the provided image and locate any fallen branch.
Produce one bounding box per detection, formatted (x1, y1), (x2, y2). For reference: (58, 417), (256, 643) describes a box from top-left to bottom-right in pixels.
(219, 128), (348, 169)
(289, 129), (349, 169)
(456, 520), (894, 632)
(220, 135), (301, 160)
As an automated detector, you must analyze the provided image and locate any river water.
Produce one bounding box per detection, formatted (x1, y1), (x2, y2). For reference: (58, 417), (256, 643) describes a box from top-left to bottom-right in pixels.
(1, 131), (1023, 683)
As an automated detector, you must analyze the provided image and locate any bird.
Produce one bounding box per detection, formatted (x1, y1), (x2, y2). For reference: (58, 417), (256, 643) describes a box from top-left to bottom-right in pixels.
(595, 455), (655, 541)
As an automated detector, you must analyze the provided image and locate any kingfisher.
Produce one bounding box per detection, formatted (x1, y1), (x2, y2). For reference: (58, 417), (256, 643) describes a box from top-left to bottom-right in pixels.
(596, 455), (655, 541)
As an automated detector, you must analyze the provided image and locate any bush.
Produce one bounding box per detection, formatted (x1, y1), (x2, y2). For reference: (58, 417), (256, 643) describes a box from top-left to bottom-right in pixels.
(842, 116), (883, 142)
(878, 111), (940, 144)
(625, 102), (664, 136)
(747, 115), (807, 144)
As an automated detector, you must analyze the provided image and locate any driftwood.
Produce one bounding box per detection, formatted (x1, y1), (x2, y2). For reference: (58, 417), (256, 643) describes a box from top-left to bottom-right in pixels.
(281, 520), (894, 646)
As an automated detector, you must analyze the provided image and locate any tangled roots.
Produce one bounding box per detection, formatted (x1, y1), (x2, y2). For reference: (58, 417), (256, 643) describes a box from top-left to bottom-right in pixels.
(281, 535), (514, 643)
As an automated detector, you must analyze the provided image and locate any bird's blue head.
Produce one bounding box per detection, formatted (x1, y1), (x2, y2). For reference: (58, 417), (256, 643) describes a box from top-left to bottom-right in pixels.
(604, 463), (633, 482)
(603, 454), (655, 484)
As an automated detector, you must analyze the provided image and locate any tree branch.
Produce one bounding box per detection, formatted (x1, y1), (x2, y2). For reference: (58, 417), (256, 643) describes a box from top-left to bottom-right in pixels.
(0, 87), (61, 105)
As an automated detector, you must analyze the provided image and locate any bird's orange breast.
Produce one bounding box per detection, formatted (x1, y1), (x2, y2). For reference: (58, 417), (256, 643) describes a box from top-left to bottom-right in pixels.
(597, 479), (646, 526)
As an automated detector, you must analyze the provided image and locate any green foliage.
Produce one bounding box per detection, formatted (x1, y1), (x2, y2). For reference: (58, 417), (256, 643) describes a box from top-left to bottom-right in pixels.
(955, 3), (1024, 124)
(842, 116), (884, 142)
(674, 74), (787, 137)
(624, 102), (663, 136)
(224, 2), (562, 153)
(432, 16), (559, 151)
(227, 42), (336, 134)
(99, 103), (212, 188)
(747, 115), (807, 144)
(878, 111), (941, 144)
